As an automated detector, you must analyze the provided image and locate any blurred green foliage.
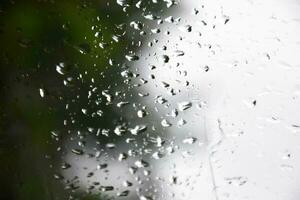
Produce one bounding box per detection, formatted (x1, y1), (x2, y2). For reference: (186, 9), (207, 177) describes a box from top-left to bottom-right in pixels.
(0, 1), (127, 199)
(0, 0), (168, 199)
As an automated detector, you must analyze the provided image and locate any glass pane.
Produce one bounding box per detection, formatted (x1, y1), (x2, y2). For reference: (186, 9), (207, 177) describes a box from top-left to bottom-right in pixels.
(1, 0), (300, 200)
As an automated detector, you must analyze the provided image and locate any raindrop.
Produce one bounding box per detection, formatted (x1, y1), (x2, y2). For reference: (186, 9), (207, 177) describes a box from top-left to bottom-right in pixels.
(112, 34), (122, 42)
(139, 195), (153, 200)
(117, 101), (130, 107)
(182, 137), (197, 144)
(169, 109), (178, 117)
(193, 8), (199, 15)
(56, 62), (66, 75)
(224, 18), (230, 24)
(161, 119), (172, 127)
(39, 88), (45, 98)
(51, 131), (59, 137)
(151, 28), (160, 34)
(94, 31), (101, 38)
(180, 25), (192, 32)
(87, 172), (94, 178)
(134, 160), (149, 168)
(71, 149), (84, 155)
(155, 96), (167, 104)
(137, 109), (147, 118)
(81, 108), (87, 115)
(155, 136), (165, 147)
(165, 16), (174, 23)
(102, 90), (113, 103)
(144, 14), (160, 20)
(118, 153), (128, 161)
(152, 152), (164, 159)
(100, 186), (114, 191)
(136, 1), (142, 8)
(125, 54), (140, 61)
(129, 166), (138, 174)
(161, 55), (170, 63)
(106, 143), (116, 149)
(116, 0), (130, 7)
(130, 21), (143, 30)
(121, 70), (133, 78)
(170, 176), (177, 184)
(161, 81), (170, 88)
(129, 125), (147, 135)
(53, 173), (64, 180)
(114, 125), (126, 136)
(97, 164), (108, 170)
(174, 50), (185, 56)
(177, 119), (187, 126)
(99, 42), (109, 49)
(178, 101), (192, 111)
(77, 43), (91, 54)
(117, 190), (130, 197)
(164, 0), (177, 8)
(61, 163), (71, 170)
(123, 181), (133, 187)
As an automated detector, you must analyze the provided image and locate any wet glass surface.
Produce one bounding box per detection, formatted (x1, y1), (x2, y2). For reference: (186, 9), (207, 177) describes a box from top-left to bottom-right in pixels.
(1, 0), (300, 199)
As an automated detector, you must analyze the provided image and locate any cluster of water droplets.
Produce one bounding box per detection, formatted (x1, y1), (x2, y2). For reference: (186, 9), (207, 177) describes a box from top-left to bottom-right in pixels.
(39, 0), (238, 199)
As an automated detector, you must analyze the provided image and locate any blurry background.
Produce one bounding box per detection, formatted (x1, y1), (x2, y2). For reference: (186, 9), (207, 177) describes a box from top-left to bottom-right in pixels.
(0, 0), (151, 199)
(1, 0), (300, 200)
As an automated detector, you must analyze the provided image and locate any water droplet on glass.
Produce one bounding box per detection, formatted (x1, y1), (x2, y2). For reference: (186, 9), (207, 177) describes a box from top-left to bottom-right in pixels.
(161, 55), (170, 63)
(129, 125), (147, 135)
(56, 62), (65, 75)
(161, 119), (172, 127)
(182, 137), (197, 144)
(139, 195), (153, 200)
(152, 151), (163, 159)
(117, 101), (129, 107)
(123, 181), (133, 187)
(144, 14), (160, 20)
(117, 190), (130, 197)
(130, 21), (143, 30)
(174, 50), (185, 57)
(39, 88), (45, 98)
(125, 54), (139, 61)
(178, 101), (192, 111)
(118, 153), (128, 161)
(116, 0), (130, 7)
(165, 16), (174, 23)
(100, 186), (114, 191)
(71, 149), (84, 155)
(137, 109), (147, 118)
(114, 125), (126, 136)
(134, 160), (149, 168)
(180, 25), (192, 32)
